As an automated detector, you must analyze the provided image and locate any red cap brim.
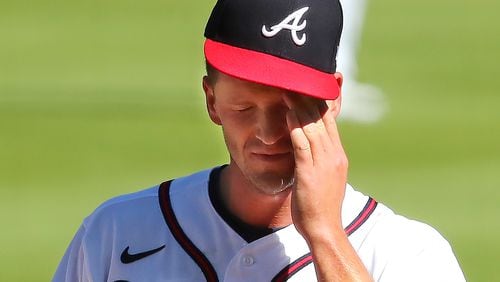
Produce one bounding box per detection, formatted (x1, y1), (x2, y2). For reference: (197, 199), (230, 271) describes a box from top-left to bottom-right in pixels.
(204, 39), (340, 100)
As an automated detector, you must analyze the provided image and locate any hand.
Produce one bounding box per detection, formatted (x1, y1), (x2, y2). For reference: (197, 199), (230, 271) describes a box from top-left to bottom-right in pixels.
(284, 93), (373, 281)
(284, 93), (348, 240)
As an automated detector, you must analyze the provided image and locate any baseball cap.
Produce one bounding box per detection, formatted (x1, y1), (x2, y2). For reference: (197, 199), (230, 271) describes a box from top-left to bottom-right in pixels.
(204, 0), (343, 100)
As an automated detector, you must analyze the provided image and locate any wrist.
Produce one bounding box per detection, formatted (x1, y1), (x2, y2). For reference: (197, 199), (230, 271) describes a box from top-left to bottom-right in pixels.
(302, 225), (373, 282)
(302, 223), (347, 250)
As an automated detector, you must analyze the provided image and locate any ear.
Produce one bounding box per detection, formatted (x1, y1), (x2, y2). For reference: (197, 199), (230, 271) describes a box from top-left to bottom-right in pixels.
(330, 72), (343, 119)
(202, 76), (222, 125)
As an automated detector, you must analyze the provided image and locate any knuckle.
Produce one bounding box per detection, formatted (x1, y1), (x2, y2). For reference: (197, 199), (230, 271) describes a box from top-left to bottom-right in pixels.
(302, 122), (317, 135)
(295, 143), (310, 151)
(331, 155), (348, 168)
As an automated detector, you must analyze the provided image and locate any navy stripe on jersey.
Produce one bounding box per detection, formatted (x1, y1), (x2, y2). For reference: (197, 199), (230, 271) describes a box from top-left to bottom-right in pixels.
(271, 253), (313, 282)
(272, 197), (378, 282)
(158, 181), (219, 282)
(345, 197), (378, 235)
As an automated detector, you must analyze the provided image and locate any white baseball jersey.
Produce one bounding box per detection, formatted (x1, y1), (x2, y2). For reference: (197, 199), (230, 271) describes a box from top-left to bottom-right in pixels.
(54, 166), (465, 281)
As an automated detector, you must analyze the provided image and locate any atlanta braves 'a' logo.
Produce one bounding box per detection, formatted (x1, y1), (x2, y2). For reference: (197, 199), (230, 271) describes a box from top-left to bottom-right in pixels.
(262, 7), (310, 46)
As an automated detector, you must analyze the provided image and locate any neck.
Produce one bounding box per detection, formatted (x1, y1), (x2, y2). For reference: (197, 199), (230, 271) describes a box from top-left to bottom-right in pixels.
(219, 163), (293, 229)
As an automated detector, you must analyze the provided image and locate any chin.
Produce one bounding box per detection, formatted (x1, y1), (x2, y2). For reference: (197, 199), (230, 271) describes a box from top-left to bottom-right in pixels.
(230, 154), (295, 195)
(247, 170), (295, 195)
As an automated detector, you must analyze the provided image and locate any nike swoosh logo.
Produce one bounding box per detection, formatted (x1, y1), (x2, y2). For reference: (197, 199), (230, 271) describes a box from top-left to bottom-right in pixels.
(120, 245), (166, 264)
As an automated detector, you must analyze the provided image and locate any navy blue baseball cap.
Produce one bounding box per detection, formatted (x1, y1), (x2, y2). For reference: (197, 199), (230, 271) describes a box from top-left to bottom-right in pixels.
(204, 0), (343, 100)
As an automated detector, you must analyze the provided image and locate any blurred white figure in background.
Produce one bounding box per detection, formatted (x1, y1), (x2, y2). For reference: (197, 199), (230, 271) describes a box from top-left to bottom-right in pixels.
(338, 0), (387, 123)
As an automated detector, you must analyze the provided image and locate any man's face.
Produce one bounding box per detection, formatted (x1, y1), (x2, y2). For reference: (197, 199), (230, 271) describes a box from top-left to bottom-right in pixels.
(203, 72), (295, 195)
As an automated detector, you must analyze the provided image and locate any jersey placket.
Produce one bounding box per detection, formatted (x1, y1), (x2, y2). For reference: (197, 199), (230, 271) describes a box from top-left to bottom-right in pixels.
(223, 225), (314, 281)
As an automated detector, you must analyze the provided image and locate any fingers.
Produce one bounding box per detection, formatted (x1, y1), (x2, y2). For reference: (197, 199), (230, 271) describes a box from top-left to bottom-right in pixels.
(285, 94), (348, 239)
(284, 94), (334, 165)
(286, 108), (314, 167)
(321, 100), (342, 147)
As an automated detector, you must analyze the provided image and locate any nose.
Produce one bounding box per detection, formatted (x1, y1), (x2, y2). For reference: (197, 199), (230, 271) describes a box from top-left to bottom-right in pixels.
(255, 106), (288, 145)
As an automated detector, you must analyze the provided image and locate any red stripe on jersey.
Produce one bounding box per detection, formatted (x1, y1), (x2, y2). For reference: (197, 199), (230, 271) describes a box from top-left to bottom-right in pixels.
(158, 181), (219, 282)
(345, 197), (378, 236)
(272, 253), (313, 282)
(273, 197), (378, 281)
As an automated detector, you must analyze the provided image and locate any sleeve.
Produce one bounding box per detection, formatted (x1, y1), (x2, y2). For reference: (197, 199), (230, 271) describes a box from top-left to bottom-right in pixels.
(52, 225), (87, 282)
(374, 217), (466, 282)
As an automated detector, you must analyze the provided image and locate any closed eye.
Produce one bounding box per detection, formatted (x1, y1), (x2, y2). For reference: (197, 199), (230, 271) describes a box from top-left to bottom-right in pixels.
(234, 106), (252, 112)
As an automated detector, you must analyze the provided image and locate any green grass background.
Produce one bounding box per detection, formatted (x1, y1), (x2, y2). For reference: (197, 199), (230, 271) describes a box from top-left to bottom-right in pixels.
(1, 0), (499, 280)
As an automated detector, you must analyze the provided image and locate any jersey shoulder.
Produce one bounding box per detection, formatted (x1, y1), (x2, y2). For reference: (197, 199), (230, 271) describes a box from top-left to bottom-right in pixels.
(348, 190), (465, 281)
(81, 185), (159, 228)
(83, 168), (213, 228)
(54, 168), (217, 282)
(344, 186), (450, 251)
(364, 210), (454, 255)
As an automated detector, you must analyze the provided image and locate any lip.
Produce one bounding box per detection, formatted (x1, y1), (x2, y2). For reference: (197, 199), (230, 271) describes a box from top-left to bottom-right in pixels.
(251, 152), (292, 161)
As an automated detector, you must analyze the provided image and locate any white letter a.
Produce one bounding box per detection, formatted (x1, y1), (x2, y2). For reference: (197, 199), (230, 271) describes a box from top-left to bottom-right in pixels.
(262, 7), (310, 46)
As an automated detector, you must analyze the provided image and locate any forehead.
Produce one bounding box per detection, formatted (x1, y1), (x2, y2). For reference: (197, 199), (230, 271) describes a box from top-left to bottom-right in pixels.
(214, 72), (288, 103)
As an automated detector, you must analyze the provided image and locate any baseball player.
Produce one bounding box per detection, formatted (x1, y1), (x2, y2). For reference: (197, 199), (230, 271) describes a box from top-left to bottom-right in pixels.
(54, 0), (465, 281)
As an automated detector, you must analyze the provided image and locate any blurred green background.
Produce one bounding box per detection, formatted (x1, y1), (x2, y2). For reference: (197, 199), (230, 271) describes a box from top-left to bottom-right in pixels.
(1, 0), (499, 280)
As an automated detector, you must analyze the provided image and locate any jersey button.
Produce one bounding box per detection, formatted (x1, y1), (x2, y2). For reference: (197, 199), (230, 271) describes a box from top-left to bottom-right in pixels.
(242, 255), (255, 266)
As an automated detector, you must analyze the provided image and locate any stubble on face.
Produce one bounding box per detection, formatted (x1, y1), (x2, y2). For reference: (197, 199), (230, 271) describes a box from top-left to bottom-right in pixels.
(224, 132), (296, 196)
(244, 166), (295, 195)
